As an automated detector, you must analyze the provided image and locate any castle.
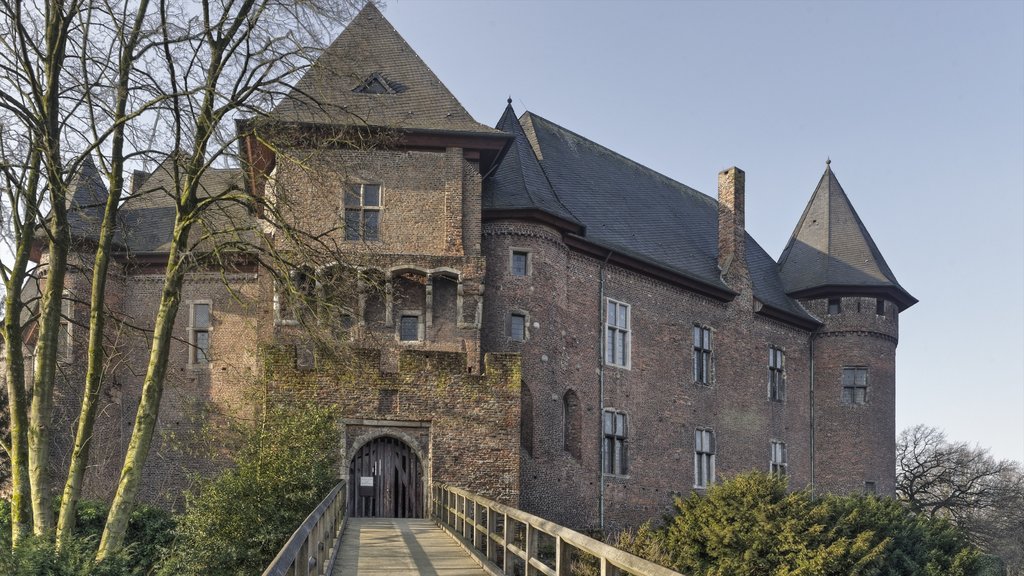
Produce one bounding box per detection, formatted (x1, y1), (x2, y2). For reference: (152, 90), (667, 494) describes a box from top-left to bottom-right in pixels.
(47, 4), (915, 531)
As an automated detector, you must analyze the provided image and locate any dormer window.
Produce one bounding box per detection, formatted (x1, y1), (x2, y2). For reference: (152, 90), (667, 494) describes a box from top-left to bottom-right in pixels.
(352, 72), (405, 94)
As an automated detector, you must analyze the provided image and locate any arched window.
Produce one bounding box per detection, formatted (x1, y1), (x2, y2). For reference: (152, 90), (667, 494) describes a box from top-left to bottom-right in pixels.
(520, 383), (534, 457)
(563, 390), (581, 459)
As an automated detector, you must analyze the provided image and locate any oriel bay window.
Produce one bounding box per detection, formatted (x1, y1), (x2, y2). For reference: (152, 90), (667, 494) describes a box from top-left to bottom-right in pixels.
(603, 409), (628, 475)
(344, 183), (381, 241)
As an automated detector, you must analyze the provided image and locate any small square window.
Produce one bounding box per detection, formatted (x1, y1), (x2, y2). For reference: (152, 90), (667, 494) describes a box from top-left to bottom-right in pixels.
(876, 298), (886, 316)
(509, 313), (526, 341)
(511, 250), (529, 276)
(399, 315), (420, 342)
(864, 481), (877, 494)
(828, 298), (841, 315)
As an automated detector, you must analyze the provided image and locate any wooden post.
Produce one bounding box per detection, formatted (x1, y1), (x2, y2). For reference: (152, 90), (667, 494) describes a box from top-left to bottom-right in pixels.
(556, 536), (573, 576)
(486, 506), (496, 563)
(601, 558), (623, 576)
(525, 523), (536, 576)
(502, 513), (511, 574)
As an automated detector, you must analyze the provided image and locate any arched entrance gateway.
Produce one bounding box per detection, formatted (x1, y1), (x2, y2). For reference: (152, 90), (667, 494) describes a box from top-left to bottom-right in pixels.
(348, 436), (424, 518)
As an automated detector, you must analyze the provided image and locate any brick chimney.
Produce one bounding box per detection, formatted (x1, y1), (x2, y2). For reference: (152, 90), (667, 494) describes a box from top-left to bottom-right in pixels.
(718, 167), (746, 283)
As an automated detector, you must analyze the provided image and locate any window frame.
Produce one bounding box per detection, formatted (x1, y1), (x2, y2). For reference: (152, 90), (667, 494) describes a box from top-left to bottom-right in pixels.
(509, 248), (531, 277)
(602, 409), (628, 476)
(397, 310), (424, 343)
(876, 298), (886, 316)
(343, 183), (383, 242)
(605, 299), (631, 369)
(57, 292), (73, 362)
(770, 440), (788, 476)
(768, 345), (785, 401)
(827, 298), (841, 315)
(508, 311), (528, 342)
(841, 366), (869, 405)
(694, 427), (716, 488)
(693, 324), (713, 385)
(188, 300), (213, 366)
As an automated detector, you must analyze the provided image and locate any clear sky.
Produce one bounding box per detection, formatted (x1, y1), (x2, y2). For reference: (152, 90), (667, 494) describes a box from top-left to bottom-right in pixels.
(380, 0), (1024, 463)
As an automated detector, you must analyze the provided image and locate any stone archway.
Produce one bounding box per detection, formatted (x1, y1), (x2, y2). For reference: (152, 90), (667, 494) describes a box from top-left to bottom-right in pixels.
(347, 435), (424, 518)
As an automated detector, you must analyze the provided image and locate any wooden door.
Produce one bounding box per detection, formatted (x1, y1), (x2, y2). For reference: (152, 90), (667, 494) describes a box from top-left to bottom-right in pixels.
(348, 436), (423, 518)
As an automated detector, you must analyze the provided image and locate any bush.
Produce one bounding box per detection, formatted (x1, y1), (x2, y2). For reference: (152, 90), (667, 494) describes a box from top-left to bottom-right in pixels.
(156, 403), (341, 576)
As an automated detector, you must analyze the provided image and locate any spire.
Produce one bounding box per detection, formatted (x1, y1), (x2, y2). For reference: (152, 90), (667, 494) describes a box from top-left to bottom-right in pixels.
(66, 155), (108, 243)
(778, 163), (916, 310)
(268, 3), (499, 136)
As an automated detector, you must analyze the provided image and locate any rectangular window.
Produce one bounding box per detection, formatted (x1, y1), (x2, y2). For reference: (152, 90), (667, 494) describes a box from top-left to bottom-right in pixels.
(770, 440), (788, 476)
(828, 298), (841, 315)
(864, 481), (877, 494)
(605, 299), (630, 368)
(603, 409), (628, 475)
(876, 298), (886, 316)
(190, 302), (211, 364)
(511, 250), (529, 276)
(768, 346), (785, 401)
(399, 314), (420, 342)
(694, 428), (716, 488)
(842, 367), (868, 405)
(344, 183), (381, 241)
(693, 325), (712, 384)
(509, 313), (526, 341)
(57, 295), (72, 361)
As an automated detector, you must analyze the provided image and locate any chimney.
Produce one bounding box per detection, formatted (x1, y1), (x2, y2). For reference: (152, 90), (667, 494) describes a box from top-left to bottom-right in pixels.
(718, 166), (746, 282)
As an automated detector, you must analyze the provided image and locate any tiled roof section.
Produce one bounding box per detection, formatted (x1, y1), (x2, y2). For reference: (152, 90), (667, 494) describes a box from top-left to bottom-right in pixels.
(482, 102), (580, 227)
(778, 164), (916, 309)
(116, 158), (250, 254)
(67, 155), (108, 243)
(512, 112), (816, 324)
(269, 3), (500, 136)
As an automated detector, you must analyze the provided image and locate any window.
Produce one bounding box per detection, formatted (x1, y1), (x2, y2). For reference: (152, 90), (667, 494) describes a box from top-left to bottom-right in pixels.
(842, 367), (868, 404)
(693, 325), (712, 384)
(828, 298), (841, 315)
(511, 250), (530, 277)
(398, 314), (421, 342)
(509, 312), (526, 341)
(694, 428), (716, 488)
(876, 298), (886, 316)
(864, 481), (877, 494)
(768, 346), (785, 401)
(603, 409), (628, 475)
(344, 183), (381, 241)
(189, 302), (211, 364)
(770, 440), (788, 476)
(563, 390), (581, 459)
(58, 294), (72, 361)
(605, 299), (630, 368)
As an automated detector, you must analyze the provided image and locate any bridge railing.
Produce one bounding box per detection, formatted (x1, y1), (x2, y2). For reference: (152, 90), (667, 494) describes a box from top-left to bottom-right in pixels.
(432, 483), (682, 576)
(262, 480), (347, 576)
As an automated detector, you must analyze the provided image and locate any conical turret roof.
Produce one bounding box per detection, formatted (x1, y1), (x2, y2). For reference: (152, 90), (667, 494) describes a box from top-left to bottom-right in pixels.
(269, 3), (500, 136)
(778, 163), (916, 310)
(66, 155), (108, 243)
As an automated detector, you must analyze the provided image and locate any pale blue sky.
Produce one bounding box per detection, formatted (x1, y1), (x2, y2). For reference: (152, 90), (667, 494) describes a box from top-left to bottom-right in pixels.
(382, 0), (1024, 462)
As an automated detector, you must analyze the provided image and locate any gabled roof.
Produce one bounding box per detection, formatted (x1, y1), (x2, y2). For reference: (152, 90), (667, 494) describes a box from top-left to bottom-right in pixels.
(778, 163), (916, 310)
(486, 111), (817, 326)
(482, 101), (581, 229)
(115, 157), (249, 254)
(66, 155), (108, 243)
(268, 3), (501, 137)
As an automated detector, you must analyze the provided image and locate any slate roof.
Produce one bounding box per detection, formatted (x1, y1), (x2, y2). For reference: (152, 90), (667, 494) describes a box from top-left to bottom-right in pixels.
(486, 111), (817, 325)
(115, 158), (250, 254)
(483, 102), (580, 228)
(778, 163), (916, 310)
(66, 155), (108, 243)
(268, 3), (502, 137)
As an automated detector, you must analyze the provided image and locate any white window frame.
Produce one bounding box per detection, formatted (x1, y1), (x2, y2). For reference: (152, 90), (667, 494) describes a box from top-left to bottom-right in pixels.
(694, 427), (716, 488)
(509, 248), (531, 277)
(770, 440), (788, 476)
(188, 300), (213, 366)
(396, 310), (424, 343)
(693, 324), (713, 385)
(605, 299), (631, 369)
(343, 183), (383, 242)
(602, 409), (628, 476)
(768, 346), (785, 401)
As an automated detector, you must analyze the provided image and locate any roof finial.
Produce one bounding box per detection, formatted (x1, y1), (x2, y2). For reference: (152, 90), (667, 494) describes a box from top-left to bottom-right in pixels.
(507, 96), (513, 105)
(826, 157), (831, 166)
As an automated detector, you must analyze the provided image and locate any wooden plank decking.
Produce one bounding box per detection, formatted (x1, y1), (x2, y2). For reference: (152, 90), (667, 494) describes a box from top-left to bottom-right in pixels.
(333, 518), (486, 575)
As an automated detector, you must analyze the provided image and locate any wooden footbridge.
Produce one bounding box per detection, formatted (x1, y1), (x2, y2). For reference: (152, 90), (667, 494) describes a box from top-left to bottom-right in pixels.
(261, 482), (682, 576)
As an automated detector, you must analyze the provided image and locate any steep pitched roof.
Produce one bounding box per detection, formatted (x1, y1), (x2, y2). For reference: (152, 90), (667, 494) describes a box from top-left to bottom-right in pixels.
(116, 157), (249, 254)
(778, 163), (916, 309)
(482, 101), (581, 228)
(488, 111), (816, 325)
(66, 155), (108, 243)
(269, 3), (501, 136)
